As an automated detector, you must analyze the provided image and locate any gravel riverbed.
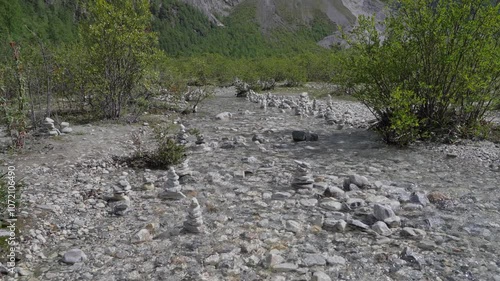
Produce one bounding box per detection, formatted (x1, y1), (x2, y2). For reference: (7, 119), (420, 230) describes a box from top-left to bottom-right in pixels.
(2, 87), (500, 281)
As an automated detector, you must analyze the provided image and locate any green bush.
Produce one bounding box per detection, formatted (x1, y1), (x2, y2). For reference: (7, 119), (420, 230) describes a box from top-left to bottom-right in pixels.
(125, 124), (185, 169)
(337, 0), (500, 145)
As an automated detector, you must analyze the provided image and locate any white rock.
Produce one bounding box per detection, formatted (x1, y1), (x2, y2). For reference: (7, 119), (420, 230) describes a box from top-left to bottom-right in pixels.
(62, 249), (87, 264)
(215, 112), (233, 120)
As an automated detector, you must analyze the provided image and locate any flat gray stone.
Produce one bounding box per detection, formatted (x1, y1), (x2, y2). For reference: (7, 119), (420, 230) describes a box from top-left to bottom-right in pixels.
(272, 192), (292, 200)
(215, 112), (232, 120)
(312, 271), (332, 281)
(410, 191), (430, 206)
(384, 216), (401, 228)
(348, 174), (371, 188)
(300, 198), (318, 207)
(62, 249), (87, 264)
(401, 227), (427, 240)
(323, 186), (345, 198)
(285, 220), (302, 233)
(373, 204), (396, 221)
(272, 263), (298, 272)
(372, 221), (392, 236)
(265, 253), (285, 267)
(319, 200), (343, 211)
(326, 255), (346, 265)
(302, 254), (326, 267)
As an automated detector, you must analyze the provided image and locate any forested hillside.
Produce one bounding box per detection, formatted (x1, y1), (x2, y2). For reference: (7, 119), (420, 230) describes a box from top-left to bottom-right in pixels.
(0, 0), (339, 58)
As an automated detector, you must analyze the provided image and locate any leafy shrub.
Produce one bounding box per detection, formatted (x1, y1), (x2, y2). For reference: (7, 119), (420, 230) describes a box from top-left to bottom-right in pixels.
(123, 124), (185, 169)
(338, 0), (500, 145)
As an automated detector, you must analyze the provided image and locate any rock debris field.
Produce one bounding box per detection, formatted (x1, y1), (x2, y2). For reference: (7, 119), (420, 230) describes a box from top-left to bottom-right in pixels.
(4, 87), (500, 281)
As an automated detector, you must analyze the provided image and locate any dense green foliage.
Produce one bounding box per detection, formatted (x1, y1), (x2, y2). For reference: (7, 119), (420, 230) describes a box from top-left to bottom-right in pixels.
(338, 0), (500, 145)
(0, 0), (79, 57)
(80, 0), (159, 119)
(150, 0), (336, 58)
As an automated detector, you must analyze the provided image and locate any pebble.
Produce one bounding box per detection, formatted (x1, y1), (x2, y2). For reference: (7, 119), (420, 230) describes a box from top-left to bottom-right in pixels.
(373, 204), (396, 221)
(372, 221), (392, 236)
(303, 254), (326, 266)
(62, 249), (87, 264)
(272, 263), (299, 272)
(401, 227), (427, 240)
(319, 200), (343, 211)
(312, 271), (332, 281)
(326, 255), (346, 266)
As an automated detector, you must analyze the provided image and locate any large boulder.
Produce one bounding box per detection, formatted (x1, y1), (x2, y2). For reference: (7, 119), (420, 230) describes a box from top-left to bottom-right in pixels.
(292, 131), (318, 142)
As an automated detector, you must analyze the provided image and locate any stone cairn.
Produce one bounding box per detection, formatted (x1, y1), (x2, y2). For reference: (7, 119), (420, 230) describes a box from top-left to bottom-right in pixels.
(60, 122), (73, 133)
(44, 117), (60, 136)
(183, 197), (205, 234)
(291, 160), (314, 190)
(158, 167), (186, 200)
(195, 134), (205, 145)
(143, 172), (156, 191)
(111, 177), (132, 216)
(177, 159), (192, 178)
(176, 124), (188, 145)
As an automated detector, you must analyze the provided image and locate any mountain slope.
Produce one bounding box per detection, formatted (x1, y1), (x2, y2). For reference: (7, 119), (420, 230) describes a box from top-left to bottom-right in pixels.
(180, 0), (384, 45)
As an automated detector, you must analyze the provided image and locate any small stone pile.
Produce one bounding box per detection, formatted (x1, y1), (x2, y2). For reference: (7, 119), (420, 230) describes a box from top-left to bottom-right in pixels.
(142, 172), (156, 191)
(60, 122), (73, 133)
(177, 159), (195, 184)
(177, 159), (192, 177)
(183, 197), (205, 234)
(195, 134), (205, 145)
(260, 99), (267, 111)
(110, 177), (132, 216)
(291, 160), (314, 190)
(177, 124), (189, 145)
(158, 167), (186, 200)
(44, 117), (60, 136)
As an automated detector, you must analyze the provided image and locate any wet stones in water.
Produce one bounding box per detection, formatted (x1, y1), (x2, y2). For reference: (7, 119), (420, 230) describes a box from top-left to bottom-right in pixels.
(292, 131), (318, 142)
(291, 160), (314, 190)
(183, 197), (205, 234)
(158, 167), (186, 200)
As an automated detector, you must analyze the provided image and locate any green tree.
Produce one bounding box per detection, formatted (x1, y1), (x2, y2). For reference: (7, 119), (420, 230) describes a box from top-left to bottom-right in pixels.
(81, 0), (158, 119)
(338, 0), (500, 145)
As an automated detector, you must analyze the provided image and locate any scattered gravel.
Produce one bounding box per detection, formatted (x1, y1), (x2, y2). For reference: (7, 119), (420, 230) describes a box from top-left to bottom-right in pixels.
(3, 86), (500, 281)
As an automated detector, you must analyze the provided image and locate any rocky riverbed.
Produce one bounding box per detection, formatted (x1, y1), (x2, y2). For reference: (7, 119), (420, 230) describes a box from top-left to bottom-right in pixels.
(2, 87), (500, 281)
